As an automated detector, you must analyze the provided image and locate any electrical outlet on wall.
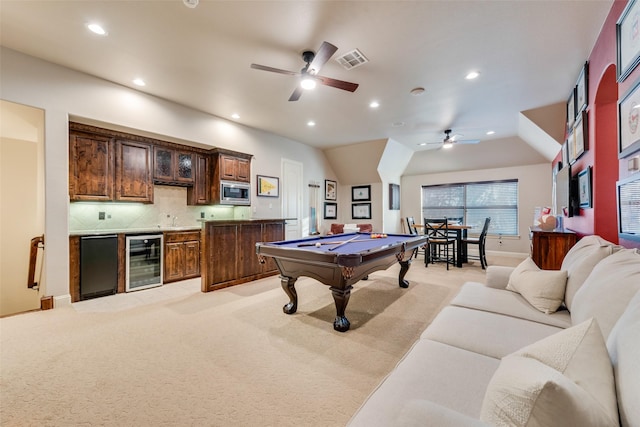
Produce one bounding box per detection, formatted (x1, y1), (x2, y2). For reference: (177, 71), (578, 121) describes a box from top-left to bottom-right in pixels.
(98, 211), (105, 220)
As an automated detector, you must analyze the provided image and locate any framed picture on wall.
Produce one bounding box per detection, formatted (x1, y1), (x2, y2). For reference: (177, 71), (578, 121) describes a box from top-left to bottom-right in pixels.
(578, 167), (592, 208)
(562, 140), (569, 166)
(323, 202), (337, 220)
(256, 175), (279, 197)
(573, 111), (588, 161)
(568, 130), (576, 164)
(324, 180), (337, 201)
(618, 77), (640, 158)
(352, 203), (371, 219)
(575, 62), (589, 114)
(567, 87), (576, 130)
(351, 185), (371, 201)
(617, 0), (640, 82)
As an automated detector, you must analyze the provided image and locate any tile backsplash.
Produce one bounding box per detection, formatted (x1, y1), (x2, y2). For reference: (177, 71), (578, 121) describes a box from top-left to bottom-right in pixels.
(69, 185), (250, 232)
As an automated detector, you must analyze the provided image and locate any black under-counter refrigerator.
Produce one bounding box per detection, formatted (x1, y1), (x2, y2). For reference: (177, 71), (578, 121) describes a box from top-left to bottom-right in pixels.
(80, 235), (118, 300)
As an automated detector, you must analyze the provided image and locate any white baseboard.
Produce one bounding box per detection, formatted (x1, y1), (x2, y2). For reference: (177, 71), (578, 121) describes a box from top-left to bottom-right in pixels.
(53, 294), (71, 308)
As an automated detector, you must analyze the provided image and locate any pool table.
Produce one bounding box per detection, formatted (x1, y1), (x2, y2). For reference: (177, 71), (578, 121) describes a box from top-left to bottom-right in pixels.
(255, 232), (427, 332)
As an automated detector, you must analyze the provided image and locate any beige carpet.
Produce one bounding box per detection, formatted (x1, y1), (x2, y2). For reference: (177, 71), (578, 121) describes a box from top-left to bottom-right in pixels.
(0, 256), (520, 426)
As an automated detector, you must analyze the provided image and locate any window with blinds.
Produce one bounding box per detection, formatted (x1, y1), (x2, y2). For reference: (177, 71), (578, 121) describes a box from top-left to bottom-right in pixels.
(422, 180), (519, 236)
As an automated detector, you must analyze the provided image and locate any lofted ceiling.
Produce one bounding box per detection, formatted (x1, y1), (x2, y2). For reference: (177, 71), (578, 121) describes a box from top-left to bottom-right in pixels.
(0, 1), (613, 172)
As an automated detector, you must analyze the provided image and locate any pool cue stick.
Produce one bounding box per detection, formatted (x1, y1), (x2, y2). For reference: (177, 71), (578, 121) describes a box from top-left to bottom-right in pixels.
(328, 235), (360, 251)
(297, 240), (347, 247)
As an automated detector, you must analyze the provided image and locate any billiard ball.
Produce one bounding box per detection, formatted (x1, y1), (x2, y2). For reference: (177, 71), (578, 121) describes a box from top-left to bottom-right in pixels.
(315, 242), (322, 247)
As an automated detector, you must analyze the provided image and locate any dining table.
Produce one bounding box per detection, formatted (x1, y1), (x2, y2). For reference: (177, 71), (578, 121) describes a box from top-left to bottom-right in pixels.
(416, 223), (472, 268)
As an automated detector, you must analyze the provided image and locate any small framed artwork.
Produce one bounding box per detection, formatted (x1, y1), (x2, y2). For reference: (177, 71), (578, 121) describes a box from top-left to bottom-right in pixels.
(352, 203), (371, 219)
(352, 185), (371, 201)
(325, 180), (337, 201)
(573, 111), (588, 161)
(617, 0), (640, 82)
(618, 78), (640, 158)
(567, 87), (576, 130)
(575, 62), (589, 114)
(257, 175), (279, 197)
(578, 167), (592, 209)
(323, 202), (337, 220)
(562, 141), (569, 166)
(568, 131), (576, 165)
(389, 183), (400, 210)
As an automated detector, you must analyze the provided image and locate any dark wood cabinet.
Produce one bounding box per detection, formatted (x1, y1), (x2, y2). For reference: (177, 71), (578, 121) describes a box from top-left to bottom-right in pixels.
(115, 140), (153, 203)
(219, 154), (250, 182)
(153, 146), (194, 185)
(530, 227), (577, 270)
(69, 133), (115, 201)
(164, 230), (201, 283)
(202, 220), (284, 292)
(187, 153), (210, 205)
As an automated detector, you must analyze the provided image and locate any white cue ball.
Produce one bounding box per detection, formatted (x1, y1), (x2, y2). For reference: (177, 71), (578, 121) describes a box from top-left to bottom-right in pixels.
(315, 242), (322, 247)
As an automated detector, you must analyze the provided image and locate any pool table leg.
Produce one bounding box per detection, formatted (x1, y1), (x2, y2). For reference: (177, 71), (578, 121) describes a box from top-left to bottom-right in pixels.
(398, 259), (411, 288)
(330, 285), (352, 332)
(280, 276), (298, 314)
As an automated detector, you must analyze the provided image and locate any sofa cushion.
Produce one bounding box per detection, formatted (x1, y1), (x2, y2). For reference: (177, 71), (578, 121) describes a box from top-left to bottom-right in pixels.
(396, 399), (488, 427)
(347, 340), (500, 426)
(506, 257), (567, 314)
(571, 248), (640, 340)
(450, 282), (572, 328)
(562, 235), (621, 312)
(607, 290), (640, 427)
(480, 318), (619, 427)
(421, 306), (562, 359)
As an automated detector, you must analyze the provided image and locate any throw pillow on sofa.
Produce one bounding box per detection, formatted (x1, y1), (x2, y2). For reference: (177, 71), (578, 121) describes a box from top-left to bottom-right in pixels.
(561, 235), (621, 312)
(506, 257), (567, 314)
(480, 318), (619, 427)
(571, 248), (640, 340)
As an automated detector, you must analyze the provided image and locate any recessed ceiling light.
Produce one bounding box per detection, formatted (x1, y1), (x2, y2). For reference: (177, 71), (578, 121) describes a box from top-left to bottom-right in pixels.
(465, 71), (480, 80)
(486, 130), (495, 135)
(133, 78), (146, 87)
(369, 101), (380, 108)
(87, 23), (107, 36)
(231, 113), (240, 119)
(410, 87), (425, 96)
(418, 142), (427, 146)
(307, 121), (316, 127)
(183, 0), (199, 8)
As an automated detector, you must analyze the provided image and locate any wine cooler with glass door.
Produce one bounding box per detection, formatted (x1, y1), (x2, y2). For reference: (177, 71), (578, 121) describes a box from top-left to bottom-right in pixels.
(126, 234), (163, 291)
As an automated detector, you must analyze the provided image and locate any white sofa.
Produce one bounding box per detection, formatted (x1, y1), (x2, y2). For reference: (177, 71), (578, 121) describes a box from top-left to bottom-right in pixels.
(348, 235), (640, 426)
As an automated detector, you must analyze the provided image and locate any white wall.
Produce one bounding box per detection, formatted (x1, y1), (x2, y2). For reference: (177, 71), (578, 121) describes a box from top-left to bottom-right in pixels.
(401, 163), (552, 255)
(0, 47), (337, 306)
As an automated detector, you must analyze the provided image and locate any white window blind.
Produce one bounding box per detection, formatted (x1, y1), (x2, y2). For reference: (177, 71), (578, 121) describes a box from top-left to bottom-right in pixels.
(422, 180), (518, 235)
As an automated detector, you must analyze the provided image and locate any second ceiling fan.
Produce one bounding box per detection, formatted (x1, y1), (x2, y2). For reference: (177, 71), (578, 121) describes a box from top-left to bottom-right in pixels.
(250, 41), (359, 101)
(423, 129), (481, 148)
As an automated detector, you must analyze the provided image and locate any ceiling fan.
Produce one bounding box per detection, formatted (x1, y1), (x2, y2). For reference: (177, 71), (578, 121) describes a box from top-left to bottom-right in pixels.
(422, 129), (481, 149)
(250, 41), (359, 101)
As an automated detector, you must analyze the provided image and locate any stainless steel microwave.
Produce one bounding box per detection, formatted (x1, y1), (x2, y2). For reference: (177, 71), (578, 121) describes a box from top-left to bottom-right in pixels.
(220, 180), (251, 205)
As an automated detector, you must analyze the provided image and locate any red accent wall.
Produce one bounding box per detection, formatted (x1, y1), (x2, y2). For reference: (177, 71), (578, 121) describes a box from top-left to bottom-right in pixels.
(559, 0), (640, 249)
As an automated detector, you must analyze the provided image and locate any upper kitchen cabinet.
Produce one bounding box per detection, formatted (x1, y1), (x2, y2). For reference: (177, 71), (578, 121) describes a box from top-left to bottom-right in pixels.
(115, 140), (154, 203)
(153, 146), (194, 185)
(187, 153), (210, 205)
(69, 132), (115, 201)
(215, 150), (251, 183)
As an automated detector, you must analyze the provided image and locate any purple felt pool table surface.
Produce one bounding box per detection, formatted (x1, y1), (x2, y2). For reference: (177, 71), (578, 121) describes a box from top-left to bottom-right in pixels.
(255, 232), (427, 332)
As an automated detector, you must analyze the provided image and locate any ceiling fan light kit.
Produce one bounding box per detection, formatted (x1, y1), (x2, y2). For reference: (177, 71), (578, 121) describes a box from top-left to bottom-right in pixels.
(422, 129), (481, 148)
(250, 41), (359, 101)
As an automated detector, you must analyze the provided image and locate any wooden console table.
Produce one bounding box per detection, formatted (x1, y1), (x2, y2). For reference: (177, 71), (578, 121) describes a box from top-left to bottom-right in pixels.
(529, 227), (577, 270)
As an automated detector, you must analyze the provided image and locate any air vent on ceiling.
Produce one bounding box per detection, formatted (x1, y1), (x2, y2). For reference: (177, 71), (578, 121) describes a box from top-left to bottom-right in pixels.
(335, 49), (368, 70)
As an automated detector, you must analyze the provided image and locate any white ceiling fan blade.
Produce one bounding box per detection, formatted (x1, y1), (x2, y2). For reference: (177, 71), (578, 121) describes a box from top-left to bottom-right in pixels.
(456, 139), (480, 144)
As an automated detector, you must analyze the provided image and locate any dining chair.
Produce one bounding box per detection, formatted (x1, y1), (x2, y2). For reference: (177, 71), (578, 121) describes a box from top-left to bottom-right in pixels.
(462, 217), (491, 269)
(424, 218), (456, 270)
(406, 217), (425, 259)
